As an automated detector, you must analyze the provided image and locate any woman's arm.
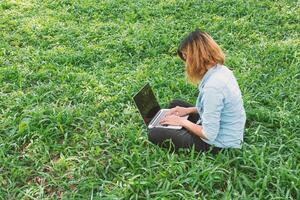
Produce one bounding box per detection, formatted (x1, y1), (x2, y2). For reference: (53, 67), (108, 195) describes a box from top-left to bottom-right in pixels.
(181, 119), (208, 140)
(161, 88), (224, 141)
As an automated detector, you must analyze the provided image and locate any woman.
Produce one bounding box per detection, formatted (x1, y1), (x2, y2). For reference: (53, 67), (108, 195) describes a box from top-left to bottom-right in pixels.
(148, 29), (246, 154)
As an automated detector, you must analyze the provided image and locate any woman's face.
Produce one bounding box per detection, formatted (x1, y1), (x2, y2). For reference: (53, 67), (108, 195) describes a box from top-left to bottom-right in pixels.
(182, 53), (187, 61)
(178, 50), (187, 62)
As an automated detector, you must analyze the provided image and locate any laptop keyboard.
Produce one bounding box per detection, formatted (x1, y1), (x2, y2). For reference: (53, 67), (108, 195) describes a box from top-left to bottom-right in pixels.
(152, 110), (168, 127)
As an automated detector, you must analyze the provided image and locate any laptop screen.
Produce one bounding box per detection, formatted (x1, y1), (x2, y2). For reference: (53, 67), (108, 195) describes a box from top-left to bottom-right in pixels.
(133, 83), (161, 125)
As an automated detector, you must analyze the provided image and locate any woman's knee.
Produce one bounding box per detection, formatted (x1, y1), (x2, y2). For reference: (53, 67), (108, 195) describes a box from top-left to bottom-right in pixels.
(148, 129), (176, 151)
(169, 99), (186, 108)
(148, 128), (193, 150)
(148, 128), (165, 145)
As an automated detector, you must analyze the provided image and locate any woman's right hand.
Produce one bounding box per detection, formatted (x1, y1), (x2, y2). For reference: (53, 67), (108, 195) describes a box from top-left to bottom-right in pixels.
(166, 106), (191, 117)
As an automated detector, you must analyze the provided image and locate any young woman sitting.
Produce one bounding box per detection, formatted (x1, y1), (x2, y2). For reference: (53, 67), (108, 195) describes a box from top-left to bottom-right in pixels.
(148, 30), (246, 154)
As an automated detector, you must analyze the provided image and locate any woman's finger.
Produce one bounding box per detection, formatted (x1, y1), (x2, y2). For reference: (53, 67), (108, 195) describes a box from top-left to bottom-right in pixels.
(161, 117), (172, 124)
(166, 109), (175, 116)
(160, 120), (168, 125)
(160, 118), (167, 124)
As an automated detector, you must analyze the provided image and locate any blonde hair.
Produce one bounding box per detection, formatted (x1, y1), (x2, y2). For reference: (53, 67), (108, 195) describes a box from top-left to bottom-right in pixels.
(177, 30), (225, 84)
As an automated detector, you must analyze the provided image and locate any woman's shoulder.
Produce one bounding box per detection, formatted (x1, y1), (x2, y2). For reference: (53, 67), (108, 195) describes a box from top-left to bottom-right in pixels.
(204, 64), (232, 90)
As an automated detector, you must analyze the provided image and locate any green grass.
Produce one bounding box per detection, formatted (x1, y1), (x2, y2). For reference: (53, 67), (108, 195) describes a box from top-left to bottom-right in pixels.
(1, 0), (299, 199)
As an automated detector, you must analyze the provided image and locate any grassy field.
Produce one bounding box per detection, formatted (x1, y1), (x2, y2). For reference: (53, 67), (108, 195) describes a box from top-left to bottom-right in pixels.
(1, 0), (300, 199)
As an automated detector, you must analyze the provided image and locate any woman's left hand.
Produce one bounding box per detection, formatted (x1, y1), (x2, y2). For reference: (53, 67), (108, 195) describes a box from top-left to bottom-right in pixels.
(160, 115), (185, 126)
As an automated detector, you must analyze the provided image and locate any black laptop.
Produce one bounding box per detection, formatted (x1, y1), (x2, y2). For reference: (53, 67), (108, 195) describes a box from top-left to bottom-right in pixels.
(133, 83), (188, 129)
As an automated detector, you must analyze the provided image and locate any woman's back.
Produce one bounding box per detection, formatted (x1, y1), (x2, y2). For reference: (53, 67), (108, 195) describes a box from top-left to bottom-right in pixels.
(199, 64), (246, 148)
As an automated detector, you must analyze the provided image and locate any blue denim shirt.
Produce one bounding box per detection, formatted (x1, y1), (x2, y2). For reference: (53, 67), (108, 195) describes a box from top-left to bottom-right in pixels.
(196, 64), (246, 148)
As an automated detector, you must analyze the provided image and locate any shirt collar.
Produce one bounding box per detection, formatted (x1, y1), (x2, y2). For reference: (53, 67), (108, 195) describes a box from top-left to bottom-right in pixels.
(198, 63), (220, 89)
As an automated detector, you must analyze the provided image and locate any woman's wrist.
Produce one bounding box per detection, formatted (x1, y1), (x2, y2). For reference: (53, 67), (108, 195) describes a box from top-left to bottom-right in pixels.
(181, 119), (206, 139)
(185, 107), (198, 114)
(181, 118), (189, 127)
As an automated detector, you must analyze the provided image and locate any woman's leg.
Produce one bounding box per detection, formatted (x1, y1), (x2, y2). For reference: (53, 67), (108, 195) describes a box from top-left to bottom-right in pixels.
(148, 99), (221, 154)
(148, 128), (195, 151)
(191, 134), (222, 154)
(148, 127), (221, 153)
(168, 99), (194, 108)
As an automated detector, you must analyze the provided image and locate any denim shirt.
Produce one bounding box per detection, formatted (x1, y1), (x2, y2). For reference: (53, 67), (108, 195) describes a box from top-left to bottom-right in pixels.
(196, 64), (246, 148)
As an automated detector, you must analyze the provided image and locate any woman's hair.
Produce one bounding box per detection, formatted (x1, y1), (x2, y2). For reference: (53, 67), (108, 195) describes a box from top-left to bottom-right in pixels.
(177, 29), (225, 83)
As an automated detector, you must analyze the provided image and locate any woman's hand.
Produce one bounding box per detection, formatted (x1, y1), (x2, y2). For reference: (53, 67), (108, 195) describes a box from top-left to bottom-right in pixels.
(166, 106), (192, 117)
(160, 115), (186, 126)
(160, 114), (207, 140)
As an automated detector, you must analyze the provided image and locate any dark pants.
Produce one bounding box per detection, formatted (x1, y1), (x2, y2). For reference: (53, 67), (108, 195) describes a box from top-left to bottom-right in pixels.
(148, 100), (222, 154)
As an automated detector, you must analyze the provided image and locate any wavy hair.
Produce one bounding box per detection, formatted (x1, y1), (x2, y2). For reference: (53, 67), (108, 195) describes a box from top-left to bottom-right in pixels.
(177, 29), (225, 83)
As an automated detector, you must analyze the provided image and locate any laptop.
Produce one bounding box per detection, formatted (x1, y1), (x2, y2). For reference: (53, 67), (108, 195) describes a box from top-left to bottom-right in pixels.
(133, 83), (188, 129)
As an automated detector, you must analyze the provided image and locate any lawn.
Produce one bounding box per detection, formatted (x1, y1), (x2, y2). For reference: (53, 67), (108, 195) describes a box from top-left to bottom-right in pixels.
(0, 0), (299, 199)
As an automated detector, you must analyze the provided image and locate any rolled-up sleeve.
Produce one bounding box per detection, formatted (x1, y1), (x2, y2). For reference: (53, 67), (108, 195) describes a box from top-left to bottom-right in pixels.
(201, 87), (224, 142)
